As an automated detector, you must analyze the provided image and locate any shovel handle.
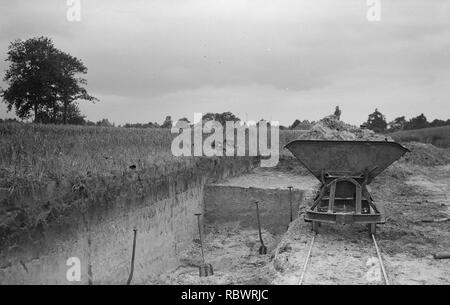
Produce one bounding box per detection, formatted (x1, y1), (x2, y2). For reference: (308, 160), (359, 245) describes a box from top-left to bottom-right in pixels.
(255, 202), (265, 247)
(195, 214), (206, 264)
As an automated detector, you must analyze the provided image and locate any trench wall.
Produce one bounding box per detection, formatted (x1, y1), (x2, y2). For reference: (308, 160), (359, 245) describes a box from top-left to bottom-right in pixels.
(0, 157), (256, 284)
(204, 185), (305, 235)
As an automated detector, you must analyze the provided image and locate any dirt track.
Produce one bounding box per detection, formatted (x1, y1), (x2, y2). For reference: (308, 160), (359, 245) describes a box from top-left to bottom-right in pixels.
(370, 164), (450, 284)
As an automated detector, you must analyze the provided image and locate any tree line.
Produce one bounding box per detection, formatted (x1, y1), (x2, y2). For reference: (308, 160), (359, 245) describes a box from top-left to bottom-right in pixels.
(361, 109), (450, 133)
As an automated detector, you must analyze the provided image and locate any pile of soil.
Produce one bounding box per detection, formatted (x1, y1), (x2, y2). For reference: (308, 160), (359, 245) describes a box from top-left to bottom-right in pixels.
(296, 116), (392, 141)
(400, 142), (450, 166)
(289, 116), (450, 167)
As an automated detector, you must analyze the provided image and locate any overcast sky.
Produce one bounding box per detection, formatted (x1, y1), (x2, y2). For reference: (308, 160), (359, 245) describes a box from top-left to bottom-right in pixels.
(0, 0), (449, 126)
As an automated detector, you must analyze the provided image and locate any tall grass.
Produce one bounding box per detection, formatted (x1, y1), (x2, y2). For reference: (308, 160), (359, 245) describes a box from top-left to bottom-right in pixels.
(0, 123), (187, 186)
(0, 123), (306, 188)
(390, 126), (450, 148)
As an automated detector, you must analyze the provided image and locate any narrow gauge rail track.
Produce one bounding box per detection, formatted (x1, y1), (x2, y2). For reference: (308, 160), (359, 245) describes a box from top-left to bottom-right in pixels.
(298, 233), (390, 285)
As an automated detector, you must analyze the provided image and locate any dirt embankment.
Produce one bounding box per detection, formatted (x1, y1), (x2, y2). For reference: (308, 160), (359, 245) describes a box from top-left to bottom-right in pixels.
(0, 156), (258, 284)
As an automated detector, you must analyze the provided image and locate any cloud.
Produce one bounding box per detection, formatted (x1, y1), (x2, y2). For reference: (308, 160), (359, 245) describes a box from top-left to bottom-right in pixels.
(0, 0), (449, 125)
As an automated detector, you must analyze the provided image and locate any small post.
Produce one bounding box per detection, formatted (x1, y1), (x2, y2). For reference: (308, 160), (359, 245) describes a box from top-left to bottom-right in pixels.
(126, 228), (137, 285)
(288, 186), (293, 222)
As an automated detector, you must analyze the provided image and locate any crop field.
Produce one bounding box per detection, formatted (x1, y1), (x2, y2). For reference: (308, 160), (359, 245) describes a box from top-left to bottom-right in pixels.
(390, 126), (450, 148)
(0, 123), (187, 188)
(0, 123), (304, 184)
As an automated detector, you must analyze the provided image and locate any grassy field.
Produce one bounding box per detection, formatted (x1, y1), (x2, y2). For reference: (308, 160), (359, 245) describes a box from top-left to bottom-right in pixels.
(0, 122), (303, 189)
(390, 126), (450, 148)
(0, 123), (185, 188)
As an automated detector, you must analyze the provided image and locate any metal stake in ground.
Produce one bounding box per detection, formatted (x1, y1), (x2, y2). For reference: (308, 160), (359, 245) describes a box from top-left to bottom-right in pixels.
(126, 228), (137, 285)
(195, 213), (214, 277)
(288, 186), (293, 223)
(254, 201), (268, 255)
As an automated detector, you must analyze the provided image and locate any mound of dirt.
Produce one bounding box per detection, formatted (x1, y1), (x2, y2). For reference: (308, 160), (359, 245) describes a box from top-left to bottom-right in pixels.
(296, 116), (392, 141)
(400, 142), (450, 166)
(287, 116), (450, 167)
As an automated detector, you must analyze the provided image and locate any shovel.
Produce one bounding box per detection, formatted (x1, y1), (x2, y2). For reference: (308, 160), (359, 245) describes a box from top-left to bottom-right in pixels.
(126, 228), (137, 285)
(254, 201), (267, 255)
(288, 186), (293, 223)
(194, 213), (214, 277)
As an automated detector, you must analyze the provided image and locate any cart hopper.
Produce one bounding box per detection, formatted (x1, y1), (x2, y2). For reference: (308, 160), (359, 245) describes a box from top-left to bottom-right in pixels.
(284, 140), (409, 234)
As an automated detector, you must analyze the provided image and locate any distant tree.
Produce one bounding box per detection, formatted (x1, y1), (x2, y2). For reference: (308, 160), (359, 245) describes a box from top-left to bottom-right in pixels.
(85, 120), (96, 126)
(202, 112), (240, 125)
(147, 122), (160, 128)
(123, 121), (160, 128)
(160, 116), (172, 128)
(365, 108), (387, 133)
(405, 113), (428, 130)
(202, 113), (216, 122)
(429, 119), (447, 128)
(219, 112), (240, 125)
(96, 118), (113, 127)
(0, 37), (97, 124)
(388, 116), (407, 132)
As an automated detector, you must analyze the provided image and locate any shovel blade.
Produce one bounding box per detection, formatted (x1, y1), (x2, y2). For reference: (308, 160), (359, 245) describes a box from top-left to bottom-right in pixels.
(199, 263), (214, 277)
(259, 245), (268, 255)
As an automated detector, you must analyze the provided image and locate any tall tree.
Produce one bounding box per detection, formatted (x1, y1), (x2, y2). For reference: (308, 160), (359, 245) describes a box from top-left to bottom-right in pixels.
(405, 113), (429, 130)
(1, 37), (97, 123)
(365, 108), (387, 133)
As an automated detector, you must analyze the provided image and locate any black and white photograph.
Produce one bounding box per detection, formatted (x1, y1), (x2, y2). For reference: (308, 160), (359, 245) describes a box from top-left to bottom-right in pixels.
(0, 0), (449, 292)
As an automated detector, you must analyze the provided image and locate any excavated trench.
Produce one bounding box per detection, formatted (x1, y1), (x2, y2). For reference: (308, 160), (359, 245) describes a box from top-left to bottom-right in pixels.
(157, 165), (450, 285)
(0, 157), (263, 284)
(2, 160), (449, 285)
(155, 169), (317, 284)
(0, 158), (319, 285)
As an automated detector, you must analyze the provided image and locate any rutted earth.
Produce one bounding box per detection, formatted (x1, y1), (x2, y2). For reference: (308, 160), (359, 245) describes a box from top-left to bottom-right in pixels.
(156, 162), (450, 285)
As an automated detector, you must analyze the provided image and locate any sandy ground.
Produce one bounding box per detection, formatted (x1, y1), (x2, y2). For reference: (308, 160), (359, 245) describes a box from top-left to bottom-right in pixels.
(155, 223), (279, 285)
(213, 167), (318, 190)
(372, 164), (450, 284)
(275, 163), (450, 285)
(157, 163), (450, 285)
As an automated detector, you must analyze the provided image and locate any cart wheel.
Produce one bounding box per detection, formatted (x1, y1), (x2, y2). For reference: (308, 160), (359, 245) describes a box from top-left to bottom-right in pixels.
(312, 221), (319, 233)
(367, 223), (376, 236)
